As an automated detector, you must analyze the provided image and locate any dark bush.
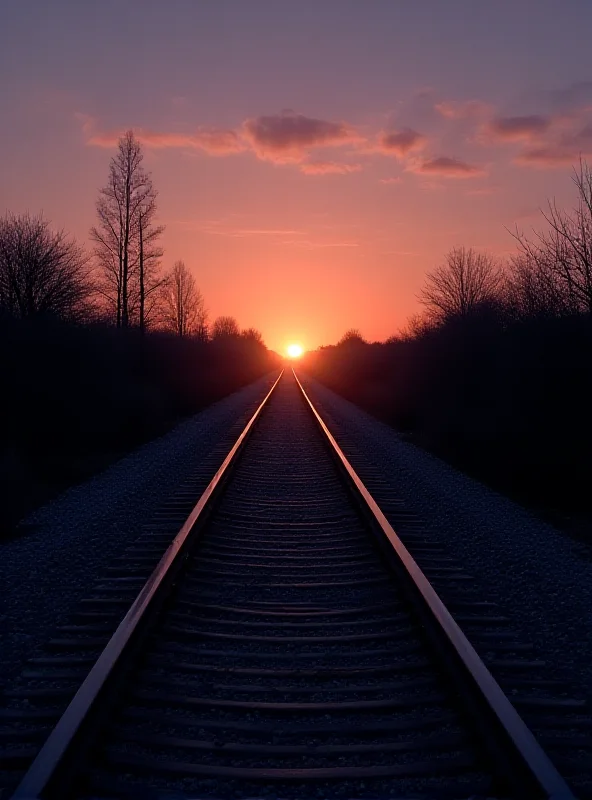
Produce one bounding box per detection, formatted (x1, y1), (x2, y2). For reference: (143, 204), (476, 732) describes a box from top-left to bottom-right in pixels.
(0, 316), (279, 534)
(303, 313), (592, 514)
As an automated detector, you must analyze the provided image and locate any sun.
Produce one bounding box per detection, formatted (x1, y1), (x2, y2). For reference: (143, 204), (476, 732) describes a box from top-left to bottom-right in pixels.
(286, 343), (303, 359)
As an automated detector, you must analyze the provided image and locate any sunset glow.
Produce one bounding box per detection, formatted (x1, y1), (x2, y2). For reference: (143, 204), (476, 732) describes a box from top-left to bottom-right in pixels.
(0, 8), (590, 789)
(1, 3), (592, 350)
(286, 344), (303, 359)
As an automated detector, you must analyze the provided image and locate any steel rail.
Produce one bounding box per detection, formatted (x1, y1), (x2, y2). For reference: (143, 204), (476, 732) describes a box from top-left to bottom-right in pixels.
(292, 368), (575, 800)
(10, 367), (576, 799)
(11, 369), (284, 800)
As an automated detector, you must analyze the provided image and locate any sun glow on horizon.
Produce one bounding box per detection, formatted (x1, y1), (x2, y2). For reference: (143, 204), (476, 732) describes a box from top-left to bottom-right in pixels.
(286, 343), (303, 359)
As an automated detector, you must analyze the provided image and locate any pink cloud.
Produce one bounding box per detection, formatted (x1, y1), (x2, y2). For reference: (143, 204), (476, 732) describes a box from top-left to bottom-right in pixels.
(378, 128), (426, 157)
(487, 115), (550, 141)
(243, 111), (359, 163)
(515, 122), (592, 167)
(409, 156), (486, 178)
(76, 113), (120, 147)
(435, 100), (491, 120)
(515, 145), (584, 167)
(515, 147), (571, 167)
(85, 131), (120, 148)
(299, 160), (362, 175)
(137, 129), (244, 154)
(77, 114), (245, 154)
(380, 177), (402, 184)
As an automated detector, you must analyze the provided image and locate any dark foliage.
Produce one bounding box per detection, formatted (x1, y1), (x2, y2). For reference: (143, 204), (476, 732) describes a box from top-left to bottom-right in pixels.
(304, 312), (592, 515)
(307, 164), (592, 525)
(0, 212), (93, 322)
(0, 316), (279, 534)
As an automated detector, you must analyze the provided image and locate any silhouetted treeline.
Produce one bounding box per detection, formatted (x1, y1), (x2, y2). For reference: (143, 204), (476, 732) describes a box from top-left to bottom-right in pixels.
(0, 131), (237, 336)
(305, 314), (592, 513)
(305, 161), (592, 520)
(0, 127), (280, 534)
(0, 316), (279, 534)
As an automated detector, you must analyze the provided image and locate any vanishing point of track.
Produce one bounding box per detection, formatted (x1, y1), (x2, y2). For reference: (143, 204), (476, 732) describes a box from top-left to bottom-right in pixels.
(3, 370), (586, 799)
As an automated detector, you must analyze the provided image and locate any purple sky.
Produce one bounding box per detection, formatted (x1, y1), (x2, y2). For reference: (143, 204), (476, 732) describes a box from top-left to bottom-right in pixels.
(2, 1), (592, 350)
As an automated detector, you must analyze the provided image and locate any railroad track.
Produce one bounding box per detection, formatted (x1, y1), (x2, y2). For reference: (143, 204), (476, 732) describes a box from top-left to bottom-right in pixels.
(1, 369), (589, 799)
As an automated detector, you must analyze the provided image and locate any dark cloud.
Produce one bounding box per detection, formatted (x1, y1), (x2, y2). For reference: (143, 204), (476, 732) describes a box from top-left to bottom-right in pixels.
(410, 156), (486, 178)
(487, 115), (550, 141)
(243, 111), (358, 163)
(378, 128), (426, 157)
(515, 147), (573, 167)
(516, 122), (592, 167)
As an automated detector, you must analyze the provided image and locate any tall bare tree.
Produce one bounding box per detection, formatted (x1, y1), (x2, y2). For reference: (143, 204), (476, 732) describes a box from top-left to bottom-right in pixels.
(418, 246), (502, 322)
(91, 130), (164, 328)
(511, 158), (592, 316)
(135, 201), (165, 332)
(0, 212), (92, 321)
(160, 260), (207, 337)
(211, 315), (240, 339)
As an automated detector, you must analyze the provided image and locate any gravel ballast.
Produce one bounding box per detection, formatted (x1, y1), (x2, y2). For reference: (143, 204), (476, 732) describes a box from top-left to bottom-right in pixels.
(0, 372), (278, 689)
(301, 374), (592, 696)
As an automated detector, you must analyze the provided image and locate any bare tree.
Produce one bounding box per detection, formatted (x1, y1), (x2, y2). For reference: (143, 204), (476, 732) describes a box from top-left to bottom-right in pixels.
(91, 130), (164, 329)
(160, 260), (207, 337)
(418, 246), (503, 322)
(511, 158), (592, 316)
(211, 315), (240, 339)
(0, 212), (93, 321)
(194, 315), (209, 342)
(337, 328), (365, 345)
(396, 313), (436, 342)
(241, 327), (265, 346)
(136, 203), (165, 332)
(503, 252), (575, 321)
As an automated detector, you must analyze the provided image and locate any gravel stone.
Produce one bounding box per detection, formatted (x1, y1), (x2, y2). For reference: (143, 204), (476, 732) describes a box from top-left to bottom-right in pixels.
(301, 374), (592, 695)
(0, 373), (277, 689)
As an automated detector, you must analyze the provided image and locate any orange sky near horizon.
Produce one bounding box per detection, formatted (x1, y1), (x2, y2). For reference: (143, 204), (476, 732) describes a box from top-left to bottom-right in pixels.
(1, 2), (592, 353)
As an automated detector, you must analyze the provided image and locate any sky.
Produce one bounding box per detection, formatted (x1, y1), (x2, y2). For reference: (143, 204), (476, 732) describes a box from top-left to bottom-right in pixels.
(2, 1), (592, 353)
